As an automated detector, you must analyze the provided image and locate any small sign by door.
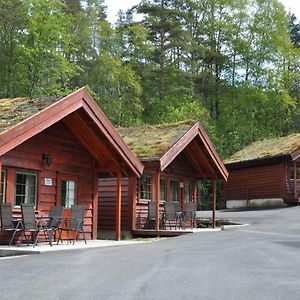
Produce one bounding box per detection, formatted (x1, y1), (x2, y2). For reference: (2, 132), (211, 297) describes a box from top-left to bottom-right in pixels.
(44, 178), (53, 186)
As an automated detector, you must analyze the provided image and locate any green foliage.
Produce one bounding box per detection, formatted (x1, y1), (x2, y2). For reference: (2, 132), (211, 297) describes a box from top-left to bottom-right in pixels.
(1, 0), (300, 161)
(144, 95), (209, 125)
(216, 87), (296, 158)
(197, 180), (225, 210)
(23, 0), (77, 97)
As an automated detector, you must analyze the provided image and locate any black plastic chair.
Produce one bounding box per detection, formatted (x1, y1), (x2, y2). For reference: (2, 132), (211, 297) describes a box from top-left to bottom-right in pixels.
(183, 202), (197, 228)
(57, 204), (86, 245)
(47, 206), (64, 242)
(145, 201), (164, 229)
(0, 203), (23, 246)
(20, 203), (52, 247)
(164, 202), (183, 230)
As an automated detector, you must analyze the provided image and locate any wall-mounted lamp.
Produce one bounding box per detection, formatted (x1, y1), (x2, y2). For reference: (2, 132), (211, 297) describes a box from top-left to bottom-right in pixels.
(42, 153), (52, 166)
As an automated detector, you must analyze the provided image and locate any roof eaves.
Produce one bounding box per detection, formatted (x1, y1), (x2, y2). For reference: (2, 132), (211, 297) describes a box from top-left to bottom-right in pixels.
(0, 88), (85, 137)
(160, 122), (199, 171)
(81, 88), (144, 176)
(225, 153), (291, 168)
(196, 125), (229, 181)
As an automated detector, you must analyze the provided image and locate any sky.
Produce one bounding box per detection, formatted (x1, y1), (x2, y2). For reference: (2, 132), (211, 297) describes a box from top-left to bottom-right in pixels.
(104, 0), (300, 24)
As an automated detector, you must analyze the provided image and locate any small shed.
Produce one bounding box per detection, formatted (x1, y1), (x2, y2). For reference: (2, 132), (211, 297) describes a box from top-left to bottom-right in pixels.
(224, 134), (300, 208)
(98, 121), (228, 237)
(0, 87), (143, 242)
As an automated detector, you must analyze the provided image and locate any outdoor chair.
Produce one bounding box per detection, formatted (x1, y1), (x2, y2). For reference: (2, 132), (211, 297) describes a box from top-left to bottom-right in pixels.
(20, 203), (52, 247)
(0, 203), (23, 246)
(164, 202), (183, 230)
(57, 204), (87, 245)
(183, 202), (197, 228)
(145, 201), (164, 229)
(40, 206), (64, 243)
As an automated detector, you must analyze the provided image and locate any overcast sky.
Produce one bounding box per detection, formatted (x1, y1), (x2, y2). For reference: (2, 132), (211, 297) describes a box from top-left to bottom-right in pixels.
(104, 0), (300, 24)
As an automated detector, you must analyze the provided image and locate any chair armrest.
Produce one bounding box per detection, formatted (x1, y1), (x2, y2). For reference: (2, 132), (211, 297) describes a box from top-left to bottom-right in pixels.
(14, 220), (23, 230)
(176, 211), (183, 218)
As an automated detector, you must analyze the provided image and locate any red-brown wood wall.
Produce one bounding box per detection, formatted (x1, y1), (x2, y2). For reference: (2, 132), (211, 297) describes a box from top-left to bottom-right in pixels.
(98, 150), (198, 232)
(1, 120), (95, 241)
(97, 178), (130, 232)
(224, 162), (287, 202)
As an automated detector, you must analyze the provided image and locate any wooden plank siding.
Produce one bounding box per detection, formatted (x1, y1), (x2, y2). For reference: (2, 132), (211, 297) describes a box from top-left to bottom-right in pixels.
(224, 163), (287, 202)
(0, 120), (95, 242)
(98, 150), (199, 233)
(98, 178), (130, 231)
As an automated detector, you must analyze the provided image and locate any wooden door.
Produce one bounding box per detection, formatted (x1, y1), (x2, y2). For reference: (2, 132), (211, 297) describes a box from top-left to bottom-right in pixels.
(56, 174), (79, 240)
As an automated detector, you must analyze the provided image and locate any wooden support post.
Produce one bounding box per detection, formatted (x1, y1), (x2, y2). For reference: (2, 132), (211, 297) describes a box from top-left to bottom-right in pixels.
(0, 157), (2, 200)
(92, 167), (98, 240)
(116, 169), (122, 241)
(155, 169), (160, 231)
(212, 178), (217, 229)
(294, 160), (297, 200)
(6, 168), (14, 204)
(128, 176), (137, 230)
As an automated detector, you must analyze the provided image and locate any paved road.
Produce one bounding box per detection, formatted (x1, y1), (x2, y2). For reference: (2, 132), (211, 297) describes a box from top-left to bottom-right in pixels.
(1, 206), (300, 300)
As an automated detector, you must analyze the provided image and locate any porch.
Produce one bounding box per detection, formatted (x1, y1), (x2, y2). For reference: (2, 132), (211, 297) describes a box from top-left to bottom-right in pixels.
(0, 239), (146, 256)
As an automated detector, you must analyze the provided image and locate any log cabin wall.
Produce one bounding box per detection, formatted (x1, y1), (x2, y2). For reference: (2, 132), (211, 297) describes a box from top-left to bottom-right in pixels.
(136, 152), (198, 230)
(98, 151), (199, 232)
(97, 178), (130, 235)
(224, 162), (287, 208)
(1, 120), (95, 241)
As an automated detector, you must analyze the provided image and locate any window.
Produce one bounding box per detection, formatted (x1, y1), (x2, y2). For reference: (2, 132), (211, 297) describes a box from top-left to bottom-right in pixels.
(15, 171), (37, 206)
(61, 180), (76, 208)
(0, 170), (6, 203)
(160, 178), (166, 202)
(290, 164), (300, 179)
(184, 183), (190, 202)
(170, 180), (180, 202)
(140, 175), (152, 201)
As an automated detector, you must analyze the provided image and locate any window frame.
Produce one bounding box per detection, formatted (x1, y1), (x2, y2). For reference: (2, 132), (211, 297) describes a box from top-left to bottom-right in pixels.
(140, 174), (152, 202)
(57, 174), (78, 208)
(184, 183), (190, 203)
(14, 170), (37, 207)
(170, 179), (180, 202)
(0, 169), (6, 203)
(160, 177), (167, 203)
(60, 179), (77, 208)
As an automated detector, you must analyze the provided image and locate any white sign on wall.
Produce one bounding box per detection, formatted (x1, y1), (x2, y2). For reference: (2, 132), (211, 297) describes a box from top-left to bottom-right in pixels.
(44, 178), (53, 186)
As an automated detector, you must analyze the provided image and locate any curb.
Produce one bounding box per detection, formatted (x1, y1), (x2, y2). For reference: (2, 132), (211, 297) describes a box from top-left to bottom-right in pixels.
(221, 224), (249, 230)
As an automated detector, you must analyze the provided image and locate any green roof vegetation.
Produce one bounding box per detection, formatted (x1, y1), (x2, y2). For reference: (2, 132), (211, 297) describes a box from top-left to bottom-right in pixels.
(117, 120), (197, 160)
(0, 96), (62, 134)
(225, 133), (300, 164)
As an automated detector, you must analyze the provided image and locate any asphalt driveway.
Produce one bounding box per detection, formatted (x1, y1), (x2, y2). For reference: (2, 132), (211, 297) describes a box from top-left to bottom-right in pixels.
(1, 206), (300, 300)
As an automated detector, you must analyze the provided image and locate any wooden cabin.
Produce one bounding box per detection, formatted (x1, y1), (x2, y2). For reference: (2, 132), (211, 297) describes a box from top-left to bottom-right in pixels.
(224, 134), (300, 208)
(0, 87), (143, 242)
(98, 121), (228, 237)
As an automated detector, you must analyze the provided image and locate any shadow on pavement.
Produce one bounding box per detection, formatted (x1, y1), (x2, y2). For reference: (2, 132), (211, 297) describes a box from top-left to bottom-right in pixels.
(0, 249), (39, 258)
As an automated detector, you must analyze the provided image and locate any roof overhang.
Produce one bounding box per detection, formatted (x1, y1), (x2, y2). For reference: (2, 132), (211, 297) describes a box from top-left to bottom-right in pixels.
(159, 122), (228, 180)
(291, 149), (300, 161)
(0, 87), (144, 177)
(225, 154), (290, 170)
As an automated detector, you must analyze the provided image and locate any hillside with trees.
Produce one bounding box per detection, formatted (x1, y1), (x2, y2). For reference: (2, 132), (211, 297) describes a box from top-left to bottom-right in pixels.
(1, 0), (300, 159)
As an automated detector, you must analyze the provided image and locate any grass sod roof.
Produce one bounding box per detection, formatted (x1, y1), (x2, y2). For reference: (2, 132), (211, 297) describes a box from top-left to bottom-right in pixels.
(117, 120), (197, 160)
(224, 133), (300, 164)
(0, 96), (63, 134)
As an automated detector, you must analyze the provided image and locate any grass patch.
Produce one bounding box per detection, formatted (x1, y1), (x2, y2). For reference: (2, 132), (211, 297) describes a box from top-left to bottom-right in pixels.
(225, 133), (300, 164)
(117, 120), (196, 159)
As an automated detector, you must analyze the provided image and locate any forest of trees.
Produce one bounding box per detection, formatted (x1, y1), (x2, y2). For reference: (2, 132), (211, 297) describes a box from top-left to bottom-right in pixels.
(1, 0), (300, 159)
